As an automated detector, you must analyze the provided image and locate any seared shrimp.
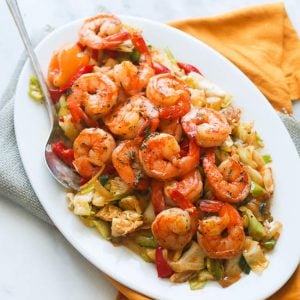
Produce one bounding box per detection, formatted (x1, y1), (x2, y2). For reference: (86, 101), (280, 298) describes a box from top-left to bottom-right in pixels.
(114, 61), (154, 96)
(113, 33), (154, 95)
(139, 133), (200, 180)
(198, 200), (245, 259)
(146, 73), (191, 119)
(79, 14), (130, 50)
(73, 128), (116, 178)
(67, 72), (119, 122)
(104, 94), (159, 139)
(152, 207), (197, 250)
(181, 107), (231, 147)
(202, 149), (250, 203)
(158, 119), (182, 142)
(112, 140), (149, 190)
(164, 169), (203, 204)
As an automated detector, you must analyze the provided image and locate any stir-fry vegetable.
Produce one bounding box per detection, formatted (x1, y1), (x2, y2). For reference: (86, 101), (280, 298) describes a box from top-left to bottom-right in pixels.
(155, 247), (174, 278)
(41, 13), (281, 291)
(28, 75), (44, 103)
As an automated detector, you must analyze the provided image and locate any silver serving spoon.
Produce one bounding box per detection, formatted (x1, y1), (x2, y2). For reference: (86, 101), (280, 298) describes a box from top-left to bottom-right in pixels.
(6, 0), (81, 191)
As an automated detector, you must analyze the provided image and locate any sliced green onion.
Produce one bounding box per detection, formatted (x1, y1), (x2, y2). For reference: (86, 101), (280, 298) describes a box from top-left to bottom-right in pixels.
(250, 181), (266, 197)
(239, 206), (266, 241)
(164, 48), (177, 65)
(262, 154), (272, 164)
(129, 48), (141, 63)
(28, 75), (44, 103)
(261, 238), (277, 250)
(189, 276), (207, 290)
(256, 134), (264, 148)
(93, 220), (111, 240)
(135, 235), (157, 248)
(239, 255), (251, 274)
(80, 182), (95, 195)
(207, 258), (224, 280)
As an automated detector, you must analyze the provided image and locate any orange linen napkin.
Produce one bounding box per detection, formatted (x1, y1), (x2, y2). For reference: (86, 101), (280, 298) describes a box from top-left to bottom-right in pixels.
(170, 2), (300, 114)
(110, 2), (300, 299)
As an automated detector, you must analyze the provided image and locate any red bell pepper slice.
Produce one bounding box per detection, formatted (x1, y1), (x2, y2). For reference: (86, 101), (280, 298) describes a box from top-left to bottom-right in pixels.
(49, 64), (94, 104)
(151, 180), (166, 215)
(155, 247), (174, 278)
(80, 177), (89, 186)
(131, 32), (150, 56)
(49, 89), (64, 104)
(177, 62), (202, 75)
(152, 61), (170, 75)
(52, 141), (74, 167)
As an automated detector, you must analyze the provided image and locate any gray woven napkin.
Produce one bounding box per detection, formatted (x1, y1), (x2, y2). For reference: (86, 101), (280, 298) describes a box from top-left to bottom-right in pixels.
(0, 55), (299, 226)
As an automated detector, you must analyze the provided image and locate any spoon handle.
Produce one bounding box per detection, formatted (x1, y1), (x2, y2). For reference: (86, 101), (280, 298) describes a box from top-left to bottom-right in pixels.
(6, 0), (56, 125)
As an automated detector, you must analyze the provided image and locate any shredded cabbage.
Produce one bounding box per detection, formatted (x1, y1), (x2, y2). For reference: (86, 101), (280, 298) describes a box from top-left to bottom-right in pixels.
(168, 242), (205, 273)
(243, 237), (269, 272)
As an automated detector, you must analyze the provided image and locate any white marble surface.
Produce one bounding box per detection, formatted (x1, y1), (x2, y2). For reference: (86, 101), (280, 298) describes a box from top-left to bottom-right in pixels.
(0, 1), (299, 299)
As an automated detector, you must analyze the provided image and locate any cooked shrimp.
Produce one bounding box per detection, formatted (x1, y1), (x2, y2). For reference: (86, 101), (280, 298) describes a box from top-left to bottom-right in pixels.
(202, 149), (250, 203)
(73, 128), (116, 178)
(146, 73), (191, 119)
(198, 200), (245, 259)
(113, 61), (154, 96)
(152, 207), (197, 250)
(113, 33), (154, 96)
(103, 94), (159, 139)
(67, 72), (119, 122)
(164, 169), (203, 204)
(181, 107), (231, 147)
(78, 14), (130, 50)
(158, 119), (182, 142)
(112, 140), (149, 190)
(139, 133), (200, 180)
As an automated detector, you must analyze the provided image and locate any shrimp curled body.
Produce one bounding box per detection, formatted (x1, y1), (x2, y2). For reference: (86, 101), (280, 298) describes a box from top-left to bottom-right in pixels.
(79, 14), (130, 50)
(146, 74), (191, 119)
(202, 149), (251, 203)
(198, 201), (245, 259)
(152, 208), (197, 250)
(67, 72), (119, 120)
(182, 107), (231, 147)
(114, 61), (154, 96)
(139, 133), (200, 180)
(73, 128), (116, 178)
(164, 169), (203, 204)
(103, 94), (159, 139)
(112, 140), (149, 190)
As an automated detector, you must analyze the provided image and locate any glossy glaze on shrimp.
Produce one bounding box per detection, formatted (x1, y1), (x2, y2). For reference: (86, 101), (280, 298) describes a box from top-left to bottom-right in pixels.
(78, 14), (130, 50)
(112, 140), (149, 190)
(152, 207), (197, 251)
(164, 169), (203, 204)
(198, 200), (245, 259)
(113, 33), (155, 95)
(202, 149), (251, 203)
(146, 73), (191, 119)
(139, 133), (200, 180)
(73, 128), (116, 178)
(67, 72), (119, 122)
(103, 94), (159, 139)
(182, 107), (231, 147)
